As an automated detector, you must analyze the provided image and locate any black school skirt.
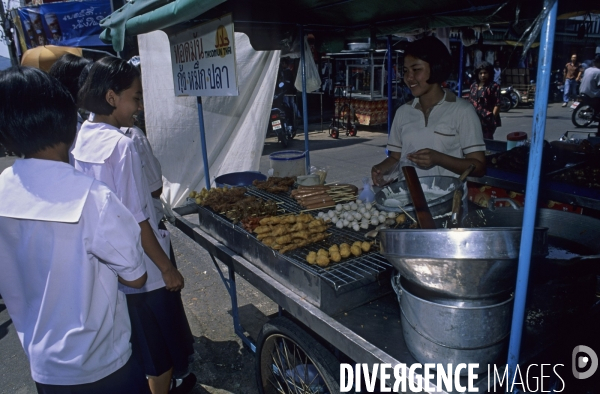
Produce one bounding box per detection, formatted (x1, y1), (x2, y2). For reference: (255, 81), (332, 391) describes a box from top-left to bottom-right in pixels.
(126, 286), (194, 377)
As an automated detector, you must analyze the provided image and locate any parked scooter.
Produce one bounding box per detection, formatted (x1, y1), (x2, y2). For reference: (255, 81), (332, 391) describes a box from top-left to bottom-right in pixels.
(499, 87), (513, 112)
(268, 81), (297, 148)
(548, 69), (564, 103)
(501, 85), (521, 109)
(571, 94), (600, 128)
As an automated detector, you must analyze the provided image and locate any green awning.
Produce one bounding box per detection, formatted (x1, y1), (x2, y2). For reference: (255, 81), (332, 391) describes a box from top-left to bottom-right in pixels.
(100, 0), (590, 52)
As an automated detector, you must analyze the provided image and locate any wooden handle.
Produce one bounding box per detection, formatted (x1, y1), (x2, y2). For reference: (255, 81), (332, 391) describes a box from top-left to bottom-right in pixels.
(459, 164), (476, 182)
(401, 166), (436, 229)
(451, 189), (463, 225)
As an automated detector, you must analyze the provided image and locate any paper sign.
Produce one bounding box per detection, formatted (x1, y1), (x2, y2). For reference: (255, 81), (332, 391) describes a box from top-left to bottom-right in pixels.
(169, 14), (238, 97)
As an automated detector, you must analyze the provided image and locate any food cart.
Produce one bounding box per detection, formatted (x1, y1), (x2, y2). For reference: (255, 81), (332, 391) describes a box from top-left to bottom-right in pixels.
(99, 1), (600, 392)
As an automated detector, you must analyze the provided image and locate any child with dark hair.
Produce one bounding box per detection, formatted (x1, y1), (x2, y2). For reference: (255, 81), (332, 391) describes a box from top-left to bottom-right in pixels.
(0, 66), (149, 394)
(48, 53), (93, 163)
(372, 35), (486, 185)
(74, 56), (195, 394)
(468, 61), (502, 139)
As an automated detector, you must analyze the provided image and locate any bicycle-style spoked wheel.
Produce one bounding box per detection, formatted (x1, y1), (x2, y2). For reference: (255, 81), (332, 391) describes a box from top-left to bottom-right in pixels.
(256, 317), (340, 394)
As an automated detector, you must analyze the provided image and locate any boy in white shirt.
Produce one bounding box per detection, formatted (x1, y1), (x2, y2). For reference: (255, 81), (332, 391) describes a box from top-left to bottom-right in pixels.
(0, 67), (150, 393)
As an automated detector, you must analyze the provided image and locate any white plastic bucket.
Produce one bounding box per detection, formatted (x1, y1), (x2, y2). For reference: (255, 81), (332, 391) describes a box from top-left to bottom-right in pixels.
(269, 150), (306, 178)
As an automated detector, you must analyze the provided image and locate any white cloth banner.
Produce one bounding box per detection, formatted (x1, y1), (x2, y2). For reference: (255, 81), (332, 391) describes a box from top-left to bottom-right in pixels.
(138, 31), (280, 215)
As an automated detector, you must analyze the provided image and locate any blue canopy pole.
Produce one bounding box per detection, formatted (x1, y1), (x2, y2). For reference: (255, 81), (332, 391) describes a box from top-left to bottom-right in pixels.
(197, 97), (211, 190)
(387, 35), (393, 136)
(457, 41), (464, 97)
(506, 0), (557, 390)
(299, 25), (311, 174)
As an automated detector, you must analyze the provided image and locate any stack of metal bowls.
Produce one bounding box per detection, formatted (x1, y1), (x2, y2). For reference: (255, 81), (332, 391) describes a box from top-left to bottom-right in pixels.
(380, 226), (548, 371)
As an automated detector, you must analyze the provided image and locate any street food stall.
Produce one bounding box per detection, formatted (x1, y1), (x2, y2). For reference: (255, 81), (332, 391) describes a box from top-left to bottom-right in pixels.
(100, 0), (600, 392)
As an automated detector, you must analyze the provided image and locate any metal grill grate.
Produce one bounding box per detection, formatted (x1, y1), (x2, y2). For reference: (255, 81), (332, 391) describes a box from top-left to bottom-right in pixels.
(237, 186), (393, 290)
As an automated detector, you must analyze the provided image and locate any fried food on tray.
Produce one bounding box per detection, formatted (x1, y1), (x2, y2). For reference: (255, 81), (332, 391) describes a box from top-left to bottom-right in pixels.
(252, 176), (296, 193)
(351, 244), (362, 257)
(361, 241), (372, 253)
(198, 187), (279, 224)
(253, 213), (330, 253)
(329, 245), (339, 254)
(316, 255), (330, 267)
(317, 249), (329, 257)
(330, 251), (342, 263)
(306, 251), (317, 265)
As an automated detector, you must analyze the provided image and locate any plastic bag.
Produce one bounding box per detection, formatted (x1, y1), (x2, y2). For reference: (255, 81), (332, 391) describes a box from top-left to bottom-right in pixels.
(309, 165), (328, 185)
(295, 36), (321, 93)
(358, 177), (376, 202)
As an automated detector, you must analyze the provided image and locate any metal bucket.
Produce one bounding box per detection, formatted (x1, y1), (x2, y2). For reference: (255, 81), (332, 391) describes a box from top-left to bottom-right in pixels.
(392, 274), (513, 375)
(374, 176), (465, 216)
(379, 227), (548, 300)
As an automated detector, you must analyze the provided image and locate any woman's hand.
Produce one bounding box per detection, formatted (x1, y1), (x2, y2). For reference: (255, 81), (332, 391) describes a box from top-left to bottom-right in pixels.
(406, 149), (441, 169)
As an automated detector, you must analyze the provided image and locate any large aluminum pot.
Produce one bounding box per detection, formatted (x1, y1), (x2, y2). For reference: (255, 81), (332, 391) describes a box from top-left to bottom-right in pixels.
(379, 227), (548, 300)
(374, 176), (465, 216)
(393, 275), (513, 375)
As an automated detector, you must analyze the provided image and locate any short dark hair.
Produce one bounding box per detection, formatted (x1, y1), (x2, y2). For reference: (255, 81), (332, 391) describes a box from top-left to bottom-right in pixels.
(0, 67), (77, 156)
(77, 61), (94, 91)
(404, 36), (452, 84)
(78, 56), (140, 115)
(474, 61), (495, 84)
(48, 53), (92, 102)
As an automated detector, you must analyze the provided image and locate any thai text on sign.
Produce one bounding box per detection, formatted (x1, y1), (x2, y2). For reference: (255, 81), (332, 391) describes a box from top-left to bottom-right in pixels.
(169, 14), (238, 97)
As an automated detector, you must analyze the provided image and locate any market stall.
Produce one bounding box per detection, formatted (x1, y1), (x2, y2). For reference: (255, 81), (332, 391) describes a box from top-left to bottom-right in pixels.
(98, 0), (600, 392)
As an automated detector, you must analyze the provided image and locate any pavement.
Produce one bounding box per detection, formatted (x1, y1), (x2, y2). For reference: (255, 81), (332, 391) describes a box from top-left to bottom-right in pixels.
(0, 102), (594, 393)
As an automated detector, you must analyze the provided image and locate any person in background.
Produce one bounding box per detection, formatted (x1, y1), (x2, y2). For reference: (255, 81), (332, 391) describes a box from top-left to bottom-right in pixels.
(74, 57), (195, 394)
(0, 66), (149, 394)
(371, 36), (485, 186)
(493, 60), (502, 85)
(563, 54), (582, 107)
(578, 54), (600, 135)
(48, 53), (92, 164)
(468, 61), (502, 139)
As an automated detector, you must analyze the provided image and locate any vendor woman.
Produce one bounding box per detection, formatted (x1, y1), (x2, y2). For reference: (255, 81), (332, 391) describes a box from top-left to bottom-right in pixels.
(371, 36), (486, 186)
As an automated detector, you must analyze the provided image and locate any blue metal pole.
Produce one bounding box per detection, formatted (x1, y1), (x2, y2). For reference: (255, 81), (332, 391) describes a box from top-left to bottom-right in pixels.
(387, 35), (393, 136)
(505, 0), (557, 390)
(197, 97), (211, 190)
(299, 25), (311, 174)
(457, 42), (464, 97)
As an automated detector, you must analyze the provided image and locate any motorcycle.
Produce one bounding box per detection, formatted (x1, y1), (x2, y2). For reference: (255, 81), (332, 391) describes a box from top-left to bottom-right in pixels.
(501, 85), (521, 109)
(268, 81), (297, 147)
(499, 87), (514, 112)
(548, 69), (564, 103)
(571, 94), (600, 128)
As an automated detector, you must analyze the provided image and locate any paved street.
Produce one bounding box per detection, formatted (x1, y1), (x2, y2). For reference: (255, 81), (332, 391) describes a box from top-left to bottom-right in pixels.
(0, 102), (595, 393)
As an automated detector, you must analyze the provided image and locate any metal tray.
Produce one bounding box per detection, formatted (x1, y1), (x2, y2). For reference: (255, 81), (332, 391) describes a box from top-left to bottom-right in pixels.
(194, 187), (393, 315)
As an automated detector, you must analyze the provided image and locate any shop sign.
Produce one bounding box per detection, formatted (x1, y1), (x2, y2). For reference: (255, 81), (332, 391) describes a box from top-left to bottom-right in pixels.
(17, 0), (111, 49)
(169, 14), (238, 97)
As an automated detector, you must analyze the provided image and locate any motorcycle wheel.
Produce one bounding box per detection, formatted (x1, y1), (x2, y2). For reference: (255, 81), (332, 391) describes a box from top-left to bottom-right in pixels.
(499, 96), (512, 112)
(277, 131), (288, 148)
(571, 104), (595, 128)
(509, 91), (520, 109)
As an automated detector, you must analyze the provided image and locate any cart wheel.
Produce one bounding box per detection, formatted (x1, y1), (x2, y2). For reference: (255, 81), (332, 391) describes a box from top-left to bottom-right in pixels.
(255, 316), (340, 394)
(348, 125), (357, 137)
(330, 127), (339, 139)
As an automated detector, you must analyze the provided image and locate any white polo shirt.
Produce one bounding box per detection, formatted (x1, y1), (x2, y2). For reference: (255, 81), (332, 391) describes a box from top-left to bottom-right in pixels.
(73, 121), (169, 294)
(0, 159), (145, 385)
(387, 89), (485, 178)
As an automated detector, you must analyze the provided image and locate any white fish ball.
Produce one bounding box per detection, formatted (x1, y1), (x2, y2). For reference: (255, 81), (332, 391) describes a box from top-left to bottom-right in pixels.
(387, 211), (397, 218)
(353, 212), (362, 220)
(360, 221), (370, 229)
(317, 212), (324, 218)
(331, 216), (339, 224)
(363, 212), (372, 220)
(352, 223), (360, 232)
(356, 198), (362, 204)
(336, 220), (344, 229)
(350, 203), (358, 211)
(365, 203), (373, 210)
(370, 217), (380, 226)
(378, 214), (386, 223)
(359, 207), (366, 214)
(335, 204), (343, 212)
(372, 210), (379, 217)
(328, 210), (336, 218)
(343, 219), (350, 227)
(343, 203), (351, 211)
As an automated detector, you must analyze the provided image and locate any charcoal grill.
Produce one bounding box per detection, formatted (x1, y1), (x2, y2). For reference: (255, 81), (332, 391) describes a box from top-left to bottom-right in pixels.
(194, 186), (393, 315)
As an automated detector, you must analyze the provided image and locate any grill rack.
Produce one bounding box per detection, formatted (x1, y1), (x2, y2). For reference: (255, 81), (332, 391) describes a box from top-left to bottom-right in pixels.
(209, 186), (393, 291)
